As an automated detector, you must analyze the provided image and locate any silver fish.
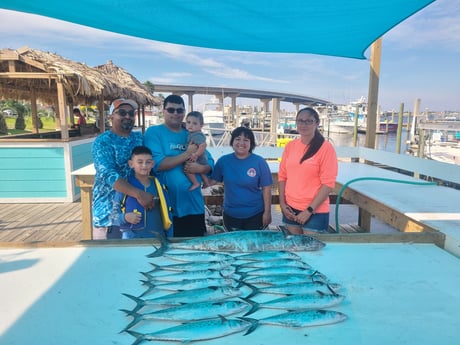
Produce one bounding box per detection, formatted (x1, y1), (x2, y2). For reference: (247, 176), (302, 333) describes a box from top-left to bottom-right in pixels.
(248, 281), (342, 298)
(163, 251), (236, 262)
(123, 286), (244, 308)
(244, 272), (328, 285)
(235, 250), (302, 261)
(246, 292), (345, 315)
(120, 300), (254, 329)
(126, 316), (257, 344)
(141, 267), (238, 282)
(241, 309), (347, 328)
(235, 258), (311, 269)
(140, 277), (240, 295)
(147, 259), (234, 272)
(147, 230), (325, 257)
(239, 266), (318, 277)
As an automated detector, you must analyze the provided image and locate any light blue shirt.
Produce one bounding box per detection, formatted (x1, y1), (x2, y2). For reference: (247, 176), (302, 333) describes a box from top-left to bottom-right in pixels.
(144, 124), (214, 218)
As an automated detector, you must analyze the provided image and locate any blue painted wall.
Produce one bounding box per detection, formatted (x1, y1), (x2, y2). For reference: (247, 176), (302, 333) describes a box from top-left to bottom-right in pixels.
(70, 141), (94, 197)
(0, 147), (67, 198)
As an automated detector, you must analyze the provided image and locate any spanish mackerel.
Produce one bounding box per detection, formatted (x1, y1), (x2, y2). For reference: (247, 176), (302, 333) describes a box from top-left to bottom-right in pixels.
(163, 251), (236, 262)
(235, 258), (311, 269)
(147, 259), (234, 272)
(123, 286), (245, 308)
(245, 292), (345, 315)
(120, 300), (253, 330)
(140, 277), (239, 295)
(246, 281), (342, 298)
(140, 267), (238, 282)
(126, 316), (257, 345)
(235, 250), (302, 261)
(240, 309), (347, 328)
(147, 230), (325, 257)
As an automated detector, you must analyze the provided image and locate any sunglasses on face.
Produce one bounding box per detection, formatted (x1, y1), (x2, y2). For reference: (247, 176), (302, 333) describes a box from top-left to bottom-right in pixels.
(296, 119), (316, 125)
(165, 107), (185, 114)
(115, 109), (135, 117)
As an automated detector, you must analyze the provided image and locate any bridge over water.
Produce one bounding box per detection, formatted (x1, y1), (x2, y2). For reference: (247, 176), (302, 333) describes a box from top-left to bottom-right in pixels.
(152, 84), (330, 132)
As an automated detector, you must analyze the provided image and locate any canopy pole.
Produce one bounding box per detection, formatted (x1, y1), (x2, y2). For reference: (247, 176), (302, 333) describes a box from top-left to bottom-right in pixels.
(364, 38), (382, 149)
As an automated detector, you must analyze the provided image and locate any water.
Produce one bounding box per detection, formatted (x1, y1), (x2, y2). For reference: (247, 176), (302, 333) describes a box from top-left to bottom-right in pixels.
(326, 128), (411, 153)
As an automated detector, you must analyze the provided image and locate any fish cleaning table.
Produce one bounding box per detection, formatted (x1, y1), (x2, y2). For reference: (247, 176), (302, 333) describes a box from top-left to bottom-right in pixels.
(1, 241), (459, 345)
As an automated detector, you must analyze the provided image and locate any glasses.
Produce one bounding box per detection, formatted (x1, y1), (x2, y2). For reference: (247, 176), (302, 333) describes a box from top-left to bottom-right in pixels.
(296, 119), (317, 126)
(165, 107), (185, 114)
(115, 109), (135, 117)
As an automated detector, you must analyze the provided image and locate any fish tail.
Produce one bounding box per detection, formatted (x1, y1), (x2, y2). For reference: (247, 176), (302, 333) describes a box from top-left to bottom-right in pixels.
(122, 293), (146, 311)
(242, 282), (260, 299)
(126, 330), (146, 345)
(241, 298), (260, 316)
(147, 262), (161, 272)
(146, 232), (168, 257)
(139, 285), (155, 297)
(119, 311), (143, 333)
(238, 317), (260, 335)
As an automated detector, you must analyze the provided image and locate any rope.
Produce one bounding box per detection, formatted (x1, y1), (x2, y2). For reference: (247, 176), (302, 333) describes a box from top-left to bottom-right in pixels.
(334, 177), (437, 233)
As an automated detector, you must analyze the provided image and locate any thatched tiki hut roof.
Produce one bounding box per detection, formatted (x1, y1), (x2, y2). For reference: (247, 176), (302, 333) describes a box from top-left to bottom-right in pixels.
(0, 47), (159, 138)
(95, 60), (162, 130)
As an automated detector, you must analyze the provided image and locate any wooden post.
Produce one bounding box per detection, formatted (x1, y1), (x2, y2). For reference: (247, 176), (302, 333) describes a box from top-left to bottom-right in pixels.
(396, 103), (404, 154)
(57, 80), (69, 139)
(75, 174), (94, 240)
(30, 88), (39, 134)
(364, 38), (382, 149)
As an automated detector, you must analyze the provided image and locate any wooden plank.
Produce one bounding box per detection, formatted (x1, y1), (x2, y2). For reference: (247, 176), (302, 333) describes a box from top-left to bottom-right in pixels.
(335, 182), (435, 233)
(330, 223), (367, 233)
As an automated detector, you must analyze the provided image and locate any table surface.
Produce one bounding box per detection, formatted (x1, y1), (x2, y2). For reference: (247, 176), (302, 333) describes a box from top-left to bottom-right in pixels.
(1, 242), (459, 345)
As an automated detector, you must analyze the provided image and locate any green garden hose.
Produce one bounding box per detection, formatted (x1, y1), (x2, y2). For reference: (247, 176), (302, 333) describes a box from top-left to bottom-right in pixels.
(334, 177), (437, 233)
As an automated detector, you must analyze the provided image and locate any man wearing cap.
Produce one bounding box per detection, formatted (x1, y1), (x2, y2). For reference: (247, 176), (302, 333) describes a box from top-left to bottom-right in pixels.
(144, 94), (214, 237)
(91, 98), (155, 239)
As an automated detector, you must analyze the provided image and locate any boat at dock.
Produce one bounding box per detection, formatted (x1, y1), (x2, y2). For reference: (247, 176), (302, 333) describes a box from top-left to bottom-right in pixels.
(202, 98), (226, 136)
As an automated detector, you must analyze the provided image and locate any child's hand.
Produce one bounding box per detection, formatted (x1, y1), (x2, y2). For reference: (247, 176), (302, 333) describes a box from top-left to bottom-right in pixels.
(188, 153), (198, 162)
(125, 210), (142, 224)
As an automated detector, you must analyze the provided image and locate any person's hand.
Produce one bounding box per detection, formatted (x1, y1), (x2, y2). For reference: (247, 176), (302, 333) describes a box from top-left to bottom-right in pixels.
(185, 143), (198, 157)
(188, 153), (198, 162)
(136, 190), (156, 210)
(294, 210), (312, 225)
(262, 211), (272, 228)
(281, 205), (296, 221)
(184, 161), (203, 174)
(125, 211), (142, 224)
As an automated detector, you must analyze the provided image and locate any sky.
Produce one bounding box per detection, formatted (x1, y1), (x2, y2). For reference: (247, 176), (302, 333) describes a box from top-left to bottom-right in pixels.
(0, 0), (459, 113)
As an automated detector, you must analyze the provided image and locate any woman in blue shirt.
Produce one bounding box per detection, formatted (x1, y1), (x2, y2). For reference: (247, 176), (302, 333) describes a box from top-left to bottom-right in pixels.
(210, 127), (273, 231)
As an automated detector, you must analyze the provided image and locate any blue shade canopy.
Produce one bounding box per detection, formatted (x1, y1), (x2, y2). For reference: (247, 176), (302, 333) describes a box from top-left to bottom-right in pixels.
(1, 0), (434, 59)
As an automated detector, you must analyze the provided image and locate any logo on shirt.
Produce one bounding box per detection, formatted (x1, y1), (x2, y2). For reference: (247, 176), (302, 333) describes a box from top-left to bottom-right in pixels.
(247, 168), (256, 177)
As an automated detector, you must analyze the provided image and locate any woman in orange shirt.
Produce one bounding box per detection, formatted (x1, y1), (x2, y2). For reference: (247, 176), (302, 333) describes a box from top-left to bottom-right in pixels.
(278, 107), (338, 234)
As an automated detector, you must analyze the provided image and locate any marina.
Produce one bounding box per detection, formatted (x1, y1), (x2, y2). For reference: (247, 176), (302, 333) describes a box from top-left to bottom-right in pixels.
(1, 2), (458, 345)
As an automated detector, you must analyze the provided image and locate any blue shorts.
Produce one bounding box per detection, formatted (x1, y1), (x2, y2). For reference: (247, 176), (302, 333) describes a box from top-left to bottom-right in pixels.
(282, 212), (330, 233)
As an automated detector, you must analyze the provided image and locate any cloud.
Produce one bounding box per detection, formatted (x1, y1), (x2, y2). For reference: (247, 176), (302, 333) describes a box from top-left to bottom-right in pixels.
(385, 0), (460, 51)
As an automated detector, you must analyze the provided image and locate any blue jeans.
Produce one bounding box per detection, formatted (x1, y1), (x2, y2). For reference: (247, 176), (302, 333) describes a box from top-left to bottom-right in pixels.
(282, 212), (330, 233)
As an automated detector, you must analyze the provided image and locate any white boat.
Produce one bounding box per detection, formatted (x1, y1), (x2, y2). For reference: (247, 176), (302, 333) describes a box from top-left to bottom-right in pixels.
(323, 112), (357, 134)
(202, 99), (225, 136)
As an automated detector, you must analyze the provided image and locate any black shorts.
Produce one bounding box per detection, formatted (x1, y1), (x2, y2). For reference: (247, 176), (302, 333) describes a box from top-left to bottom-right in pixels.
(223, 211), (264, 231)
(173, 214), (206, 237)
